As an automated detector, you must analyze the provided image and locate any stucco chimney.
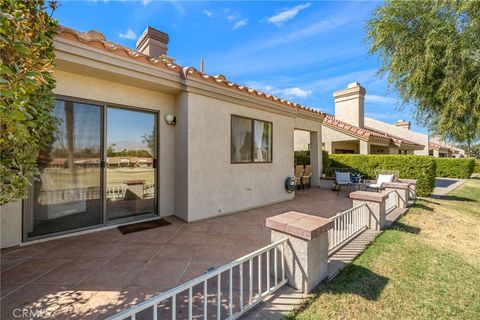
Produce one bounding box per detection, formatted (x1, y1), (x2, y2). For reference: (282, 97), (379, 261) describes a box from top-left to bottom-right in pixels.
(333, 82), (366, 128)
(136, 26), (169, 57)
(394, 119), (411, 130)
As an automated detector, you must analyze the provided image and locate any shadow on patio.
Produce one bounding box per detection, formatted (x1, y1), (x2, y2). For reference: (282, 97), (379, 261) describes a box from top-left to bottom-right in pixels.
(0, 188), (352, 319)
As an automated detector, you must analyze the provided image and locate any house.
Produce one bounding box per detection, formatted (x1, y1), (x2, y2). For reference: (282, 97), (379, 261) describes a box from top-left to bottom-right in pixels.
(320, 82), (426, 155)
(297, 81), (465, 157)
(0, 26), (325, 248)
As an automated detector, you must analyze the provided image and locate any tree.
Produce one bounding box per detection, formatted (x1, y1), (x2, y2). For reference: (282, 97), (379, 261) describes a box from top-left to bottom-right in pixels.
(366, 0), (480, 153)
(0, 0), (58, 205)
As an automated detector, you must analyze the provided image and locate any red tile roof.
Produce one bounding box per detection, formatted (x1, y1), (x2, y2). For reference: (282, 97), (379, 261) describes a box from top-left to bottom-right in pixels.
(429, 142), (459, 153)
(323, 114), (424, 149)
(55, 26), (324, 118)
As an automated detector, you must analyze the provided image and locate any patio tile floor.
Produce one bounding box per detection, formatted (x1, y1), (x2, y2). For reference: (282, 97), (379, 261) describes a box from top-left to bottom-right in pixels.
(0, 188), (352, 319)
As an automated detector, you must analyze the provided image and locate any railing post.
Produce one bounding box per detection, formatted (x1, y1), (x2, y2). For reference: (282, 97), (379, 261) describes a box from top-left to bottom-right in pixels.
(349, 191), (388, 230)
(383, 182), (411, 208)
(397, 179), (417, 205)
(266, 211), (332, 293)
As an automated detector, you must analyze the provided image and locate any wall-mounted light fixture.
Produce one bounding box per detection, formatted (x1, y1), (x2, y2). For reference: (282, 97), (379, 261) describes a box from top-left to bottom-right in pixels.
(165, 114), (176, 126)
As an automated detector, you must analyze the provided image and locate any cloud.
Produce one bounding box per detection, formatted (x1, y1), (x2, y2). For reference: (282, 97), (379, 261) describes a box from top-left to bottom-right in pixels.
(202, 9), (213, 17)
(365, 94), (397, 105)
(142, 0), (151, 5)
(119, 29), (137, 40)
(246, 81), (312, 99)
(266, 2), (311, 26)
(233, 18), (248, 30)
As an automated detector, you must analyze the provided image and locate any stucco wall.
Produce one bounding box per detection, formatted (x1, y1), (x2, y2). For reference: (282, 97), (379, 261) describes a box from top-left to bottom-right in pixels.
(184, 92), (296, 221)
(364, 117), (429, 155)
(322, 126), (361, 153)
(294, 130), (310, 151)
(331, 140), (360, 153)
(0, 201), (22, 248)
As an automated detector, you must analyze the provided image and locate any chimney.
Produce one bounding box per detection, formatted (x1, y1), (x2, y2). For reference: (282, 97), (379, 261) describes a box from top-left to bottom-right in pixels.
(333, 82), (366, 128)
(393, 119), (411, 130)
(136, 26), (169, 57)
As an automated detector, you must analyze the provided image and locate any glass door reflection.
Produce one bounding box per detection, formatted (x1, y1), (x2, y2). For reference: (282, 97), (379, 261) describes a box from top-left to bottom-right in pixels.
(26, 100), (102, 238)
(106, 107), (157, 221)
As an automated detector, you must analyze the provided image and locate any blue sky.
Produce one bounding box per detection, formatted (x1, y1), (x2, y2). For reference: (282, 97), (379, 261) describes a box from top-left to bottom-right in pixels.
(55, 0), (426, 133)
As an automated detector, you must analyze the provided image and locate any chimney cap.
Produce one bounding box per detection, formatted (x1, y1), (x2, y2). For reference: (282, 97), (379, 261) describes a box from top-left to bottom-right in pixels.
(136, 26), (169, 49)
(347, 82), (361, 88)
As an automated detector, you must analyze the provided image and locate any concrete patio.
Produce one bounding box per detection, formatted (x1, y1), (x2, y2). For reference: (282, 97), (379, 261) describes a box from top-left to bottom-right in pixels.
(0, 188), (352, 320)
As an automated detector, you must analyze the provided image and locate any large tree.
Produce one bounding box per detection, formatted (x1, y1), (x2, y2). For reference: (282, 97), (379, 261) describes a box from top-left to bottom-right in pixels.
(0, 0), (58, 205)
(366, 0), (480, 152)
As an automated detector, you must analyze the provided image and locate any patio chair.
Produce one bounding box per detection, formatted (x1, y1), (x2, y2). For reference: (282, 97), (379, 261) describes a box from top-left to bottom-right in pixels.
(302, 165), (312, 189)
(331, 168), (353, 195)
(365, 169), (399, 192)
(294, 165), (304, 190)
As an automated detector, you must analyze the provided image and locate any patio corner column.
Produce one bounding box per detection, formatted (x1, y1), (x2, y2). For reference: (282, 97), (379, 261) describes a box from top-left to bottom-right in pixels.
(359, 140), (369, 154)
(383, 182), (411, 208)
(349, 191), (388, 230)
(310, 129), (322, 187)
(266, 211), (332, 293)
(398, 179), (417, 204)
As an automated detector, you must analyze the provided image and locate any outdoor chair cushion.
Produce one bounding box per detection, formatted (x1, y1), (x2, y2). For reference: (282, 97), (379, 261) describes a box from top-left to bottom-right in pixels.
(335, 171), (351, 185)
(367, 174), (394, 189)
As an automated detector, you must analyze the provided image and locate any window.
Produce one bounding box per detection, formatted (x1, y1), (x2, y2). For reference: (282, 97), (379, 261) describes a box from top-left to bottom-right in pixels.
(231, 115), (272, 163)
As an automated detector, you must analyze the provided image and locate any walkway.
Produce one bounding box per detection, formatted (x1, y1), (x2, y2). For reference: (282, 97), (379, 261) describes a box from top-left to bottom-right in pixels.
(0, 188), (352, 320)
(431, 178), (465, 198)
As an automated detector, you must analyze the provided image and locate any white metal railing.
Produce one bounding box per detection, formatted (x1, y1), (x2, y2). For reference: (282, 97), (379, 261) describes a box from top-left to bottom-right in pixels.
(328, 203), (368, 253)
(385, 190), (398, 214)
(106, 238), (289, 320)
(106, 185), (127, 200)
(41, 187), (100, 204)
(143, 183), (155, 198)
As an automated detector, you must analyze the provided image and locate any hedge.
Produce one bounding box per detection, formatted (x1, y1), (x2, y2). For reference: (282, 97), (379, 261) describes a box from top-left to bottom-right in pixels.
(434, 158), (475, 178)
(475, 160), (480, 174)
(328, 154), (436, 197)
(294, 150), (310, 166)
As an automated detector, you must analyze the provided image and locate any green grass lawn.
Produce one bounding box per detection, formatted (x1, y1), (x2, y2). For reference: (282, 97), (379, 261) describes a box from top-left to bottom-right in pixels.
(287, 178), (480, 320)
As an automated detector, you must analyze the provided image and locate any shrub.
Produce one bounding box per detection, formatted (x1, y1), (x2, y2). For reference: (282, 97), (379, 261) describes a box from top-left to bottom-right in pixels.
(294, 151), (310, 165)
(322, 150), (330, 175)
(475, 160), (480, 174)
(0, 0), (58, 204)
(434, 158), (475, 178)
(328, 154), (436, 197)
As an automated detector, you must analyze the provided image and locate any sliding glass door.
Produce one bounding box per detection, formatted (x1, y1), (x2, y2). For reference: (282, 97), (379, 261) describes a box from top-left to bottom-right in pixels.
(24, 99), (158, 240)
(25, 100), (103, 238)
(106, 107), (157, 221)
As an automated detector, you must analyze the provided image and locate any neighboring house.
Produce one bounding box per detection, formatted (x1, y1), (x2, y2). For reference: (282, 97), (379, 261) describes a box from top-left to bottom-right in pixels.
(0, 26), (325, 248)
(319, 82), (466, 157)
(321, 82), (426, 155)
(429, 137), (466, 158)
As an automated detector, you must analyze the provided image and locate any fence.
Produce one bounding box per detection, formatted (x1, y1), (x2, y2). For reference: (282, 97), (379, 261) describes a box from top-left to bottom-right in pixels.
(106, 185), (127, 200)
(328, 203), (368, 253)
(41, 187), (100, 204)
(385, 190), (398, 214)
(106, 238), (289, 320)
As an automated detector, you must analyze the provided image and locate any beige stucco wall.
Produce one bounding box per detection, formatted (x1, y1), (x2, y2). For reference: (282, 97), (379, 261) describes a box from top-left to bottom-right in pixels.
(0, 201), (22, 248)
(364, 117), (428, 155)
(183, 92), (297, 221)
(322, 126), (362, 154)
(294, 130), (310, 151)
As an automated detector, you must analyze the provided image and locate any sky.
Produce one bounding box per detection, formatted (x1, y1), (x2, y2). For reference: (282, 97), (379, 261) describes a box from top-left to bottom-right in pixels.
(54, 0), (426, 134)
